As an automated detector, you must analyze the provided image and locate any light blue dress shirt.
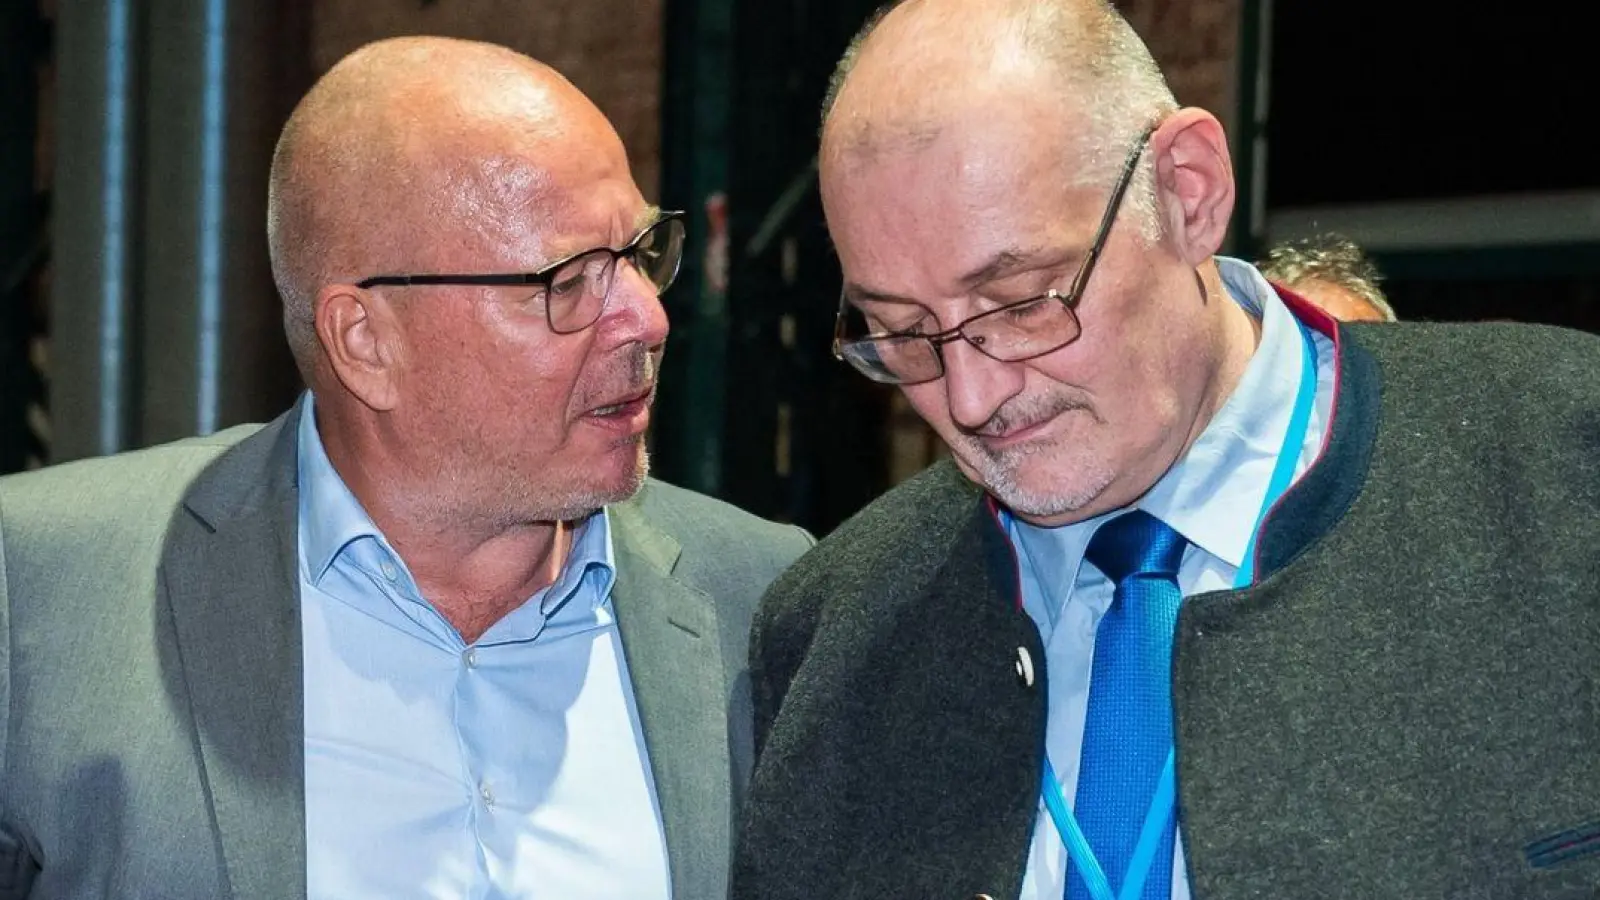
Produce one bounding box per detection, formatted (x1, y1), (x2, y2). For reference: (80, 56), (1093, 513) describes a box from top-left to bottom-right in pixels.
(1010, 257), (1338, 900)
(294, 395), (671, 899)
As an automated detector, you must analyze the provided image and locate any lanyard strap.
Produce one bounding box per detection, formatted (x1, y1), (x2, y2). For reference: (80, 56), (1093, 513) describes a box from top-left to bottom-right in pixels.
(1236, 319), (1319, 588)
(1040, 319), (1319, 900)
(1042, 752), (1176, 900)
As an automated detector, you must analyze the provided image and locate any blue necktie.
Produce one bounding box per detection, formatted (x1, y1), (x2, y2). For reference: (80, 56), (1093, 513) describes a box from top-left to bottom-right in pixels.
(1067, 510), (1188, 900)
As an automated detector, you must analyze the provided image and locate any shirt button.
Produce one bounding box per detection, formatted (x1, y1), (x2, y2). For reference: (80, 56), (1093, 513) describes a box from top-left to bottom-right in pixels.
(380, 560), (398, 581)
(464, 648), (478, 669)
(479, 781), (495, 807)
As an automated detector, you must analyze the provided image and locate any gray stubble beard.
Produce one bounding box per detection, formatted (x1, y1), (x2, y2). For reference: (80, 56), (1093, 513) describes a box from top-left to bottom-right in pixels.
(951, 389), (1114, 521)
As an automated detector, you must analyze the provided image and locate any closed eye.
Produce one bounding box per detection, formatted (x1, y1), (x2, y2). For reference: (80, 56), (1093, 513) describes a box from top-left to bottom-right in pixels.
(861, 306), (937, 337)
(551, 273), (586, 295)
(1002, 297), (1054, 321)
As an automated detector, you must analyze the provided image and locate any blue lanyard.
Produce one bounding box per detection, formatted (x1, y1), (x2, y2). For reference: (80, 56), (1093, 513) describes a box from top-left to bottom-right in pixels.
(1039, 320), (1319, 900)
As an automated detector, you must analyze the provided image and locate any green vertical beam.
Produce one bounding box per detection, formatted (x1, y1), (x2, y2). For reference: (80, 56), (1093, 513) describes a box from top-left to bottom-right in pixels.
(658, 0), (734, 495)
(1231, 0), (1269, 261)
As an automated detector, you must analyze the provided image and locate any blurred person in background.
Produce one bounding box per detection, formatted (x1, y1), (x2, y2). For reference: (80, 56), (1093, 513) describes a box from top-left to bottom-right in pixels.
(0, 36), (809, 900)
(1259, 232), (1398, 322)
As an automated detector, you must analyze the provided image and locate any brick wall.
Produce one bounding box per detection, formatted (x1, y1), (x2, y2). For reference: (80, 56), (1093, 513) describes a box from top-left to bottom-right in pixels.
(311, 0), (664, 200)
(1117, 0), (1242, 136)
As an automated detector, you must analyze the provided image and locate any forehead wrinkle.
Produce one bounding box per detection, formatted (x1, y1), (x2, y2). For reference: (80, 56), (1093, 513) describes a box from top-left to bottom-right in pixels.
(415, 123), (632, 273)
(380, 59), (629, 273)
(959, 246), (1053, 287)
(440, 151), (561, 267)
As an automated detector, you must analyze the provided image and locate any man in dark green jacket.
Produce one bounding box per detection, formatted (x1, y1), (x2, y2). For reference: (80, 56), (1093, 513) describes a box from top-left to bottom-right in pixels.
(732, 0), (1600, 898)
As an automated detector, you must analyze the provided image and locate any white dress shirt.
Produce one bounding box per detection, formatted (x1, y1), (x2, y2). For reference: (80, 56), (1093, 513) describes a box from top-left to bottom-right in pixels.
(1009, 257), (1337, 899)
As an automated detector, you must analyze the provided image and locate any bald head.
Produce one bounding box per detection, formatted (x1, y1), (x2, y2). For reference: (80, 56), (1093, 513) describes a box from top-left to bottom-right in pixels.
(267, 37), (627, 379)
(822, 0), (1174, 186)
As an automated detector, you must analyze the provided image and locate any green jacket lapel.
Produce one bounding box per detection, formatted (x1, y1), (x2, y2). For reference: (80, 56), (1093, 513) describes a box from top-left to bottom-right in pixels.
(161, 409), (305, 900)
(609, 501), (732, 899)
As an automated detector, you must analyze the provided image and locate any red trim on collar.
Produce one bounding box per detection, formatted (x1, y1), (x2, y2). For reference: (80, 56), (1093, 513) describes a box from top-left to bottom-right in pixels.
(1269, 281), (1341, 343)
(983, 495), (1027, 611)
(1243, 280), (1347, 579)
(1268, 280), (1345, 465)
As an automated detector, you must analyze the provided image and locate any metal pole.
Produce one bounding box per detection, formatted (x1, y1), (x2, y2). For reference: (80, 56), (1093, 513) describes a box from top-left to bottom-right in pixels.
(50, 0), (139, 461)
(138, 0), (299, 446)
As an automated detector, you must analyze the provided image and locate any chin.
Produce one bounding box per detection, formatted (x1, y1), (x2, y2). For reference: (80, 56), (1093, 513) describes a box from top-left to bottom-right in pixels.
(521, 447), (650, 523)
(963, 448), (1116, 524)
(594, 444), (652, 504)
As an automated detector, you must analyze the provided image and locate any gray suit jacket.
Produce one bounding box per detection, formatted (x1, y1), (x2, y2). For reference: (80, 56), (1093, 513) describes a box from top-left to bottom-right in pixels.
(0, 406), (812, 899)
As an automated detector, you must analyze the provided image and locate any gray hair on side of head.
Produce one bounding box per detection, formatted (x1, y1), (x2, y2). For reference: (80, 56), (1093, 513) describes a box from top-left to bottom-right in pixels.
(820, 0), (1179, 243)
(266, 120), (323, 383)
(1259, 233), (1397, 321)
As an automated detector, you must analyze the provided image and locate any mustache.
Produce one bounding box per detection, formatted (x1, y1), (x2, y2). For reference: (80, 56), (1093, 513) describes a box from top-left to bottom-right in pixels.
(621, 343), (654, 388)
(580, 344), (657, 407)
(962, 390), (1095, 440)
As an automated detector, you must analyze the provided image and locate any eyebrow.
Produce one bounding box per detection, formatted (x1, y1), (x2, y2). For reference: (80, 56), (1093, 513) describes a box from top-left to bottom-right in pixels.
(542, 205), (664, 267)
(842, 246), (1060, 307)
(633, 204), (662, 235)
(956, 247), (1053, 288)
(841, 284), (917, 307)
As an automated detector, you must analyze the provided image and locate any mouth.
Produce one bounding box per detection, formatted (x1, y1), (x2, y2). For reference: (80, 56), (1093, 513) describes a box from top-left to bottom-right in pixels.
(977, 420), (1053, 452)
(588, 384), (654, 417)
(583, 384), (656, 435)
(974, 403), (1088, 453)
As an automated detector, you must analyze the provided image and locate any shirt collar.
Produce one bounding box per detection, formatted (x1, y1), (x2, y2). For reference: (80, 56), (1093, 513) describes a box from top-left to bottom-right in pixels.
(540, 502), (617, 621)
(1006, 256), (1309, 588)
(295, 391), (618, 616)
(296, 391), (389, 585)
(1138, 256), (1309, 568)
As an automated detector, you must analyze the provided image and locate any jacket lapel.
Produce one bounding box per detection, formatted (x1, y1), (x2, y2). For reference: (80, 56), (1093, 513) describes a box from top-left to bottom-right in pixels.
(161, 409), (305, 900)
(608, 501), (731, 899)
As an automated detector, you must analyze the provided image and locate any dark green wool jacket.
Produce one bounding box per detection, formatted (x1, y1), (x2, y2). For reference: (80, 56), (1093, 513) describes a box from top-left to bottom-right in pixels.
(732, 316), (1600, 900)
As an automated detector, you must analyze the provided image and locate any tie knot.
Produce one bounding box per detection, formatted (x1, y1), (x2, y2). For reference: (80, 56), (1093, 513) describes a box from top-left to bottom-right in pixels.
(1084, 509), (1188, 586)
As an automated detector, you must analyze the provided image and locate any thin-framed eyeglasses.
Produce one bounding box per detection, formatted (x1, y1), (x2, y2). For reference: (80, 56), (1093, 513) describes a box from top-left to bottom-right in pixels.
(831, 125), (1155, 385)
(355, 210), (687, 335)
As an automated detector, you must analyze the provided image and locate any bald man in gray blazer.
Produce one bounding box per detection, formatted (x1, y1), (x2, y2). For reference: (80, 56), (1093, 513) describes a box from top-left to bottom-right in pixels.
(0, 36), (809, 900)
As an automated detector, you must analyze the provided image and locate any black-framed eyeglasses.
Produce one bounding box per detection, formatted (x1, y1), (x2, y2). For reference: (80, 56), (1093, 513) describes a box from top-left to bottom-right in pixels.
(355, 210), (687, 335)
(832, 125), (1155, 385)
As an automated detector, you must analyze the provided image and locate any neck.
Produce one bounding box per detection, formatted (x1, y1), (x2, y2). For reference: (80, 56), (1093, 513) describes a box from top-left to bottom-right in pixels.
(315, 401), (577, 644)
(1111, 265), (1262, 515)
(386, 518), (573, 645)
(1185, 264), (1264, 454)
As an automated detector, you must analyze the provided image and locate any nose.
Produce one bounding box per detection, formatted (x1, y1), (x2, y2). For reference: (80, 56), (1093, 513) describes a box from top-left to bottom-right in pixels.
(603, 261), (670, 348)
(940, 337), (1025, 431)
